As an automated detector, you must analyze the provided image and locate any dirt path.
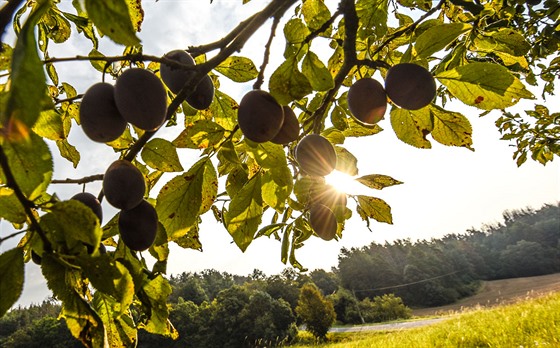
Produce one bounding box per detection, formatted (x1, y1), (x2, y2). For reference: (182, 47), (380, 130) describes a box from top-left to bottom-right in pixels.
(330, 318), (448, 332)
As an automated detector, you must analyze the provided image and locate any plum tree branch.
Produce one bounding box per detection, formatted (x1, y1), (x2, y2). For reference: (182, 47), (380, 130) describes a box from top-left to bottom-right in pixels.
(0, 229), (26, 245)
(51, 174), (104, 185)
(254, 15), (281, 90)
(0, 145), (51, 252)
(0, 0), (25, 48)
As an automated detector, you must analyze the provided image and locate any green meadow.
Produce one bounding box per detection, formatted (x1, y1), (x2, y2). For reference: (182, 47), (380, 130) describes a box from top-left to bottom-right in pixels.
(292, 291), (560, 347)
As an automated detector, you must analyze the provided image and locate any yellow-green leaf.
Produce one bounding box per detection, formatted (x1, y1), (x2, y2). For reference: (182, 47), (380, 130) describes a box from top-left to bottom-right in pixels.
(140, 275), (177, 337)
(415, 23), (472, 58)
(356, 174), (403, 190)
(436, 62), (534, 110)
(142, 138), (183, 172)
(0, 132), (53, 200)
(430, 105), (473, 150)
(33, 109), (65, 140)
(93, 293), (137, 347)
(302, 51), (334, 91)
(4, 1), (50, 131)
(225, 173), (263, 252)
(302, 0), (331, 31)
(0, 187), (27, 224)
(56, 139), (80, 168)
(269, 57), (313, 104)
(156, 158), (217, 236)
(215, 56), (258, 82)
(0, 248), (24, 317)
(85, 0), (140, 46)
(125, 0), (144, 32)
(173, 120), (226, 149)
(390, 107), (432, 149)
(357, 196), (393, 224)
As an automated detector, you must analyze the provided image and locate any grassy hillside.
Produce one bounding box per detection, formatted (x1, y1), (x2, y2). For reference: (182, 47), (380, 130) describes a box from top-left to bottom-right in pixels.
(292, 290), (560, 347)
(412, 272), (560, 317)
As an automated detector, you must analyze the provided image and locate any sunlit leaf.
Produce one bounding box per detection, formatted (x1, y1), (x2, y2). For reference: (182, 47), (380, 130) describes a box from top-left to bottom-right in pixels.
(390, 107), (432, 149)
(334, 146), (358, 176)
(225, 173), (263, 252)
(0, 248), (24, 317)
(157, 158), (217, 236)
(430, 105), (473, 150)
(269, 57), (313, 104)
(357, 196), (393, 224)
(139, 275), (178, 338)
(125, 0), (144, 32)
(302, 51), (334, 91)
(0, 132), (53, 200)
(3, 1), (50, 131)
(356, 174), (403, 190)
(0, 187), (27, 224)
(173, 120), (226, 149)
(262, 164), (293, 211)
(437, 62), (534, 110)
(85, 0), (140, 46)
(33, 109), (65, 140)
(284, 18), (310, 44)
(142, 138), (183, 172)
(56, 139), (80, 168)
(415, 23), (472, 58)
(356, 0), (388, 39)
(199, 90), (238, 131)
(93, 293), (137, 347)
(215, 56), (258, 82)
(302, 0), (331, 31)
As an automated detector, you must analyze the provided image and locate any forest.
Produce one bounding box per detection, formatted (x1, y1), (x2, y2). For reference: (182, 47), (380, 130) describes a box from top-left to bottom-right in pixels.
(1, 203), (558, 347)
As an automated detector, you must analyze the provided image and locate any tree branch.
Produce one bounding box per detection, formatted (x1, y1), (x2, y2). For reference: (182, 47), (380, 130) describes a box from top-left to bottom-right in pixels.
(253, 15), (281, 90)
(51, 174), (104, 185)
(303, 9), (342, 45)
(0, 145), (51, 251)
(0, 229), (26, 245)
(0, 0), (25, 49)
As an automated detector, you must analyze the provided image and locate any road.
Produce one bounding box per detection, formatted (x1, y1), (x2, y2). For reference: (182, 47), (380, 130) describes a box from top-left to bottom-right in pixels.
(329, 317), (448, 333)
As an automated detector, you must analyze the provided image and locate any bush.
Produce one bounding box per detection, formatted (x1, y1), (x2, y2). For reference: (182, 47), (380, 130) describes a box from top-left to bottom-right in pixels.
(360, 294), (411, 323)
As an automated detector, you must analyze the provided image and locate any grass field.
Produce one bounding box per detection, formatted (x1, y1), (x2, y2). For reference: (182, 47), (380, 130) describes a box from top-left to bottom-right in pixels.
(291, 274), (560, 347)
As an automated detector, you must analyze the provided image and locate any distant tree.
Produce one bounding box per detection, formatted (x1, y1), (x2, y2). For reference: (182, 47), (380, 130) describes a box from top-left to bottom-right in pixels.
(499, 240), (559, 278)
(329, 288), (362, 325)
(310, 269), (339, 296)
(359, 294), (411, 323)
(295, 283), (336, 340)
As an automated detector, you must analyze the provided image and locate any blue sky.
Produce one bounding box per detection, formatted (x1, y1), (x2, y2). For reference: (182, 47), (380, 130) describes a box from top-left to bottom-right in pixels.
(1, 0), (558, 307)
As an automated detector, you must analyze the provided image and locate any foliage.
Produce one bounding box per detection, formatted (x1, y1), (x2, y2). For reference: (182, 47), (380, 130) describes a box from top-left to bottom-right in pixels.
(0, 0), (559, 346)
(359, 294), (411, 323)
(296, 283), (336, 340)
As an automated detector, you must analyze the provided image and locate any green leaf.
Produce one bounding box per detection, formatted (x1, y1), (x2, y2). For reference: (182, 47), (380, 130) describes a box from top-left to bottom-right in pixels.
(77, 256), (134, 315)
(157, 158), (217, 237)
(41, 200), (102, 252)
(342, 116), (383, 137)
(42, 255), (105, 346)
(430, 105), (473, 150)
(0, 132), (53, 200)
(215, 56), (258, 82)
(85, 0), (140, 46)
(141, 138), (183, 172)
(334, 146), (359, 176)
(225, 173), (263, 252)
(356, 174), (403, 190)
(245, 141), (287, 168)
(33, 109), (65, 140)
(269, 57), (313, 105)
(302, 51), (334, 91)
(357, 196), (393, 224)
(199, 90), (238, 131)
(284, 18), (310, 44)
(4, 1), (50, 131)
(390, 107), (432, 149)
(0, 187), (27, 224)
(473, 28), (530, 57)
(0, 44), (12, 70)
(173, 223), (202, 251)
(415, 23), (472, 58)
(173, 120), (226, 149)
(125, 0), (144, 32)
(356, 0), (388, 39)
(139, 275), (177, 337)
(262, 164), (293, 211)
(0, 248), (24, 317)
(93, 293), (137, 347)
(302, 0), (331, 31)
(436, 62), (534, 110)
(56, 139), (80, 168)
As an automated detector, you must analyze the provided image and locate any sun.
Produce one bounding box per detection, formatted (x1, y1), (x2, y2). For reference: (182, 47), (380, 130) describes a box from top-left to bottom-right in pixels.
(325, 170), (363, 196)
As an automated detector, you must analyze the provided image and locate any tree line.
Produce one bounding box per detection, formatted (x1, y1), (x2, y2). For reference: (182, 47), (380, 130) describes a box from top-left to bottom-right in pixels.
(1, 203), (557, 346)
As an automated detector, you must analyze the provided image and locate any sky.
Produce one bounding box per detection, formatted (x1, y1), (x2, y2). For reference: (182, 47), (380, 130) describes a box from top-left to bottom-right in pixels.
(1, 0), (558, 307)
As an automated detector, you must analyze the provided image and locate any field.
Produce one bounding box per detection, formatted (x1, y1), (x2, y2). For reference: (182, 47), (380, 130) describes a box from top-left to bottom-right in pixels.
(292, 274), (560, 347)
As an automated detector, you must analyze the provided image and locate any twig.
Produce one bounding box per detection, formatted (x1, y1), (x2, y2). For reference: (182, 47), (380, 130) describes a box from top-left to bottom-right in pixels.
(303, 9), (342, 45)
(0, 229), (26, 245)
(254, 15), (281, 90)
(54, 94), (83, 105)
(51, 174), (104, 185)
(0, 0), (25, 49)
(0, 145), (51, 251)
